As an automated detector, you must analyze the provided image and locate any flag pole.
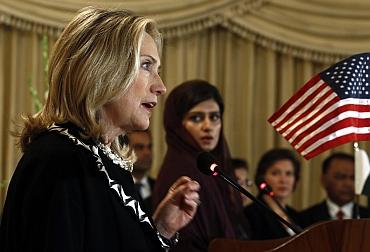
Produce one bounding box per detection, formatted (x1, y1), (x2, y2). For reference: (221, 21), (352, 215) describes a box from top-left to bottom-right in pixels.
(354, 142), (360, 219)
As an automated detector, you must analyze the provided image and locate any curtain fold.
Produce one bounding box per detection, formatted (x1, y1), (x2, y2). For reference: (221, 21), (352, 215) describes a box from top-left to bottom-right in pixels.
(1, 0), (370, 210)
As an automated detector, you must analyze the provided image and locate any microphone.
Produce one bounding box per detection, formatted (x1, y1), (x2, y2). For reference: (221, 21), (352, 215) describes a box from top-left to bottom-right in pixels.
(257, 179), (302, 232)
(197, 152), (302, 234)
(257, 180), (275, 198)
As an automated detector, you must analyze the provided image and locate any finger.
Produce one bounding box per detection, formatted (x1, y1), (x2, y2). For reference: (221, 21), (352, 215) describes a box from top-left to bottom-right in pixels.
(169, 176), (192, 191)
(170, 177), (200, 192)
(170, 181), (200, 199)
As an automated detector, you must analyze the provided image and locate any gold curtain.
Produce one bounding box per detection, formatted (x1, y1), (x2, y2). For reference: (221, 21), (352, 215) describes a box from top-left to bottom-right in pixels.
(1, 0), (370, 209)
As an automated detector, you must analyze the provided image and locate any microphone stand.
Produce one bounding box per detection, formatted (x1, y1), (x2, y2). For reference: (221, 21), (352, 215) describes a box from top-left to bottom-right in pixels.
(258, 182), (302, 229)
(217, 171), (303, 234)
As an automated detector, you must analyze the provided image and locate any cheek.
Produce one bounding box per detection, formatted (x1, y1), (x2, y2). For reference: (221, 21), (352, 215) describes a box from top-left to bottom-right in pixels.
(214, 123), (222, 138)
(264, 176), (275, 186)
(183, 123), (199, 138)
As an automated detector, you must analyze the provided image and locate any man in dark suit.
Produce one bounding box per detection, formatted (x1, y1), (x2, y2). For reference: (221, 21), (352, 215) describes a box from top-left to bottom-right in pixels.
(127, 130), (155, 215)
(300, 153), (370, 228)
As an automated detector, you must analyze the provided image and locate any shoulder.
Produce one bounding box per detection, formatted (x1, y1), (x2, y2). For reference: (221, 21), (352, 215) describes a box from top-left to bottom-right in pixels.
(358, 205), (370, 218)
(300, 201), (326, 215)
(18, 131), (96, 180)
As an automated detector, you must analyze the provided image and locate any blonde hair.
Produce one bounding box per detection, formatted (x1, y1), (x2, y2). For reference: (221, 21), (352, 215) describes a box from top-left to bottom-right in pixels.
(20, 6), (162, 158)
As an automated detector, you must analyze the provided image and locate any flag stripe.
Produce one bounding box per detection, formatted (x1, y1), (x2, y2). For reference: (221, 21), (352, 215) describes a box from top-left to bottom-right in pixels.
(268, 76), (323, 125)
(298, 121), (370, 155)
(283, 94), (339, 140)
(304, 132), (370, 159)
(275, 84), (331, 132)
(280, 91), (338, 136)
(289, 103), (370, 146)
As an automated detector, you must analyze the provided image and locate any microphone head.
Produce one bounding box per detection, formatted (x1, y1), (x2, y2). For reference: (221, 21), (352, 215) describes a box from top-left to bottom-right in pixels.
(197, 152), (220, 176)
(256, 178), (274, 197)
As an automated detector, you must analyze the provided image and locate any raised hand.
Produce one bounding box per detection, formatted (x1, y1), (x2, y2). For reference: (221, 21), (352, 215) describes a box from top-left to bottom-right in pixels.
(153, 176), (200, 238)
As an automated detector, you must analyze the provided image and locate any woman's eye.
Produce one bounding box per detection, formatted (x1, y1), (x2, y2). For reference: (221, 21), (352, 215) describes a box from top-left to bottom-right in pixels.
(271, 171), (279, 176)
(141, 61), (151, 71)
(210, 113), (220, 122)
(189, 115), (203, 123)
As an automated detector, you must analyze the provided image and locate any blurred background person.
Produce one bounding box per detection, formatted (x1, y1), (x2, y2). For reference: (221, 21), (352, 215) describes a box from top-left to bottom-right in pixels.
(153, 80), (249, 251)
(244, 148), (301, 240)
(127, 130), (156, 215)
(231, 158), (253, 207)
(300, 152), (370, 228)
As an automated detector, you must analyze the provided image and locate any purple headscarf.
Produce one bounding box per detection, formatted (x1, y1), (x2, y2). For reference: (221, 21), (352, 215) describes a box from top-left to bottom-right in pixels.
(153, 80), (248, 251)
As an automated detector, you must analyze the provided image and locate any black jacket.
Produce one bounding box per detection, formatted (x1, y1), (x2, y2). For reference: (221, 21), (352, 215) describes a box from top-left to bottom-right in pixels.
(299, 200), (370, 228)
(0, 125), (162, 251)
(244, 197), (301, 240)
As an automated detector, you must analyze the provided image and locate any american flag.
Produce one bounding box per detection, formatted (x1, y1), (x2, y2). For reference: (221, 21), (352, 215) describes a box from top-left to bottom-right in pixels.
(268, 53), (370, 159)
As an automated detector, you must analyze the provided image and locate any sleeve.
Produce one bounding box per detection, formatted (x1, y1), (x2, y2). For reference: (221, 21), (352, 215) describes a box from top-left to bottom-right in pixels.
(172, 178), (236, 252)
(19, 146), (88, 252)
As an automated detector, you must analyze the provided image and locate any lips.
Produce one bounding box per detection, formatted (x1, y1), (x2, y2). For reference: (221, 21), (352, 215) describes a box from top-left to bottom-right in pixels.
(142, 102), (156, 109)
(200, 136), (214, 144)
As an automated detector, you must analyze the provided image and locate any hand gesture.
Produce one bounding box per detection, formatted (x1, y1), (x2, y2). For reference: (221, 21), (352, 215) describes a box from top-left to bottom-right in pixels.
(153, 176), (200, 238)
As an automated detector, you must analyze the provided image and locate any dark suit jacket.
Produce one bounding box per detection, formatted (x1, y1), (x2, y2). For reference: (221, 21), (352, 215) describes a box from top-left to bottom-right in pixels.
(299, 200), (370, 228)
(143, 177), (155, 216)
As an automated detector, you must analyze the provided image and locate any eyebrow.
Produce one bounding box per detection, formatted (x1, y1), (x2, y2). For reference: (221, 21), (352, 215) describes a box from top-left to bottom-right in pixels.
(187, 111), (220, 114)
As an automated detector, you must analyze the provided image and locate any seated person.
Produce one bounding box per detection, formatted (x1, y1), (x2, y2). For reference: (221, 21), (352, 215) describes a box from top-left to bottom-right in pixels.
(244, 148), (301, 240)
(300, 152), (370, 228)
(231, 158), (253, 207)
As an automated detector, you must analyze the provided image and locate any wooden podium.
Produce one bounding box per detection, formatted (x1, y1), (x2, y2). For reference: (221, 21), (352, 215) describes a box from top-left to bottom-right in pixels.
(208, 219), (370, 252)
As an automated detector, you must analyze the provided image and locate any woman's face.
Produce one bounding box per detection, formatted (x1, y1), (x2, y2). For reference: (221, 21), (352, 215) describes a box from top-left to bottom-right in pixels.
(264, 159), (295, 201)
(102, 33), (166, 135)
(182, 99), (221, 151)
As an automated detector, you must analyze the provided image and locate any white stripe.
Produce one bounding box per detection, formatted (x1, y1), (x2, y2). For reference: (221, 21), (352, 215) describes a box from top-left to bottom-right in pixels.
(355, 148), (370, 194)
(277, 86), (332, 132)
(271, 80), (325, 127)
(294, 109), (370, 150)
(301, 126), (370, 156)
(287, 98), (367, 143)
(281, 92), (336, 137)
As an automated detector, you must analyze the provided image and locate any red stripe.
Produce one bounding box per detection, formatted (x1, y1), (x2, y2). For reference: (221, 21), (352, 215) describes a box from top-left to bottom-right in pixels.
(268, 75), (321, 123)
(283, 96), (339, 139)
(304, 133), (370, 159)
(289, 104), (370, 146)
(273, 82), (329, 131)
(296, 118), (370, 154)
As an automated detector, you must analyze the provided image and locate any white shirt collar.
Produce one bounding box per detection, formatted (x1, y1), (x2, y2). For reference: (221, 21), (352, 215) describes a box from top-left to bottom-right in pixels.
(326, 198), (353, 220)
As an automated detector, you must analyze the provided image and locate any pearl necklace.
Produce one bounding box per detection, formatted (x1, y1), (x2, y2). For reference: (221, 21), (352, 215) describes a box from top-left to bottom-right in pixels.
(97, 142), (133, 172)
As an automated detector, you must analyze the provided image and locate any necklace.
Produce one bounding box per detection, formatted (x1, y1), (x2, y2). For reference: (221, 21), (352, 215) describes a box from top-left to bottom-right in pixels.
(96, 142), (133, 172)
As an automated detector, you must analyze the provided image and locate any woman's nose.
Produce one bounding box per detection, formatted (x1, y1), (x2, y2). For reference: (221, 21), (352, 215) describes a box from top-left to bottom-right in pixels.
(151, 74), (166, 96)
(201, 117), (212, 131)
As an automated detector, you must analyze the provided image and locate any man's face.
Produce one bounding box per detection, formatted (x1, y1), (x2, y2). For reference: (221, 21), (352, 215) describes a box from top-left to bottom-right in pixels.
(321, 158), (355, 206)
(128, 131), (152, 173)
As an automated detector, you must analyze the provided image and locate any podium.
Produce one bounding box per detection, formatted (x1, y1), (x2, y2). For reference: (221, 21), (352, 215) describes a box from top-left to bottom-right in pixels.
(209, 219), (370, 252)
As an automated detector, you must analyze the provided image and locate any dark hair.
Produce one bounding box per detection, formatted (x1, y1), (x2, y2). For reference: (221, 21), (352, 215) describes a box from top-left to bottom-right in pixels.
(322, 152), (354, 174)
(231, 158), (248, 171)
(171, 79), (224, 120)
(255, 148), (301, 188)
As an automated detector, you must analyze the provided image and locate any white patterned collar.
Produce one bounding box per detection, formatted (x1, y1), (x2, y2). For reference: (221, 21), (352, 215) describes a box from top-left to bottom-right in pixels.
(96, 142), (133, 172)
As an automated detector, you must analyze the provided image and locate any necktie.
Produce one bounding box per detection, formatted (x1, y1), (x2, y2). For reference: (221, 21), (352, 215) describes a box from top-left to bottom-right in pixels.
(336, 209), (344, 220)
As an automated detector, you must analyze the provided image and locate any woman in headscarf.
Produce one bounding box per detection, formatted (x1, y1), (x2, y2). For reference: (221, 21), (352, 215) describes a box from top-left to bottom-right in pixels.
(153, 80), (249, 251)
